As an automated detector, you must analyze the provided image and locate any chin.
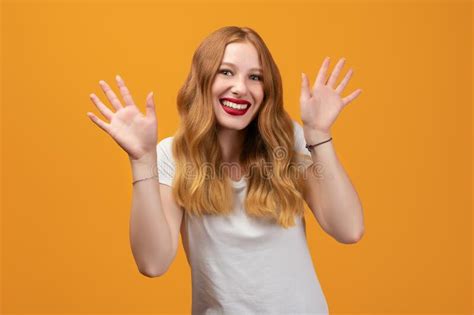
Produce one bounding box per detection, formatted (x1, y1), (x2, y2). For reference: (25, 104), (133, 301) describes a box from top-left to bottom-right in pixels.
(215, 116), (252, 131)
(213, 103), (258, 131)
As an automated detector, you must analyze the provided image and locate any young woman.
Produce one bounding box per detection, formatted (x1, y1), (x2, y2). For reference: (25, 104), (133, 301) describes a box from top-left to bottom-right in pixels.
(87, 26), (364, 315)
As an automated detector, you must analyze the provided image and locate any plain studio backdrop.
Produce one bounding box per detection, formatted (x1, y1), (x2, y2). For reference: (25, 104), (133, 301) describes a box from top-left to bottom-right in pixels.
(1, 0), (472, 314)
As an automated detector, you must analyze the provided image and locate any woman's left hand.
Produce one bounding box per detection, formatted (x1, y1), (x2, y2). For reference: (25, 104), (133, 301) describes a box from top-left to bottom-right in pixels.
(300, 57), (362, 135)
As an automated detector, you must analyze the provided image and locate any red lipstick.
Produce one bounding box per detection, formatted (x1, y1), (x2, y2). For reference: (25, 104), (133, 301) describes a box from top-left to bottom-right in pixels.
(219, 98), (251, 116)
(220, 98), (251, 105)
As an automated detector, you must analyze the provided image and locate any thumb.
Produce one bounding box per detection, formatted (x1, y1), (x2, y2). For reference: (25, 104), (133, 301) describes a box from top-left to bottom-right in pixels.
(300, 73), (311, 103)
(145, 92), (156, 118)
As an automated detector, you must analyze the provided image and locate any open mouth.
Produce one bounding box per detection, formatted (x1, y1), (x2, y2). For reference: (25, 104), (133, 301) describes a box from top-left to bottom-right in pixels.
(219, 99), (251, 116)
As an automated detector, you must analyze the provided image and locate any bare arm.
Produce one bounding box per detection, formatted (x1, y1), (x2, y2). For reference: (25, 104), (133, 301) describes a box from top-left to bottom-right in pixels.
(299, 57), (364, 244)
(303, 128), (365, 244)
(129, 154), (174, 277)
(87, 75), (182, 277)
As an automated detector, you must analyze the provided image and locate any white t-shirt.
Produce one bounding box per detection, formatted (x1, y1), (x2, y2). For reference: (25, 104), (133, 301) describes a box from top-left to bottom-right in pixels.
(156, 120), (329, 315)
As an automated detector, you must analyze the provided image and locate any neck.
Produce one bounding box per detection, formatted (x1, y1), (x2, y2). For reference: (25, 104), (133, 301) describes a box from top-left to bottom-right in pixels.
(216, 125), (247, 164)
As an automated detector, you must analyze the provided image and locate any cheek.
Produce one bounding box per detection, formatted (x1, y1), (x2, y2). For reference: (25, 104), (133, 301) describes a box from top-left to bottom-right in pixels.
(211, 78), (226, 94)
(210, 82), (218, 97)
(211, 85), (218, 97)
(254, 87), (264, 103)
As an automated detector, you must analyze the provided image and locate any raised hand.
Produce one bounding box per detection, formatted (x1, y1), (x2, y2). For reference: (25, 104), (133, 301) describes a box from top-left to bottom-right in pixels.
(87, 75), (157, 162)
(300, 57), (362, 135)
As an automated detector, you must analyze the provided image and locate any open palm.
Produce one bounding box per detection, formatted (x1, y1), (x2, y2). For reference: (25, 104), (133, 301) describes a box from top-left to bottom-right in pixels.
(87, 76), (157, 161)
(300, 57), (362, 134)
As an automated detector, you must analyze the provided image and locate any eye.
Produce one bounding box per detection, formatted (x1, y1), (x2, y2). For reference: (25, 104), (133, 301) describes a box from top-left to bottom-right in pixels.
(219, 69), (232, 76)
(251, 74), (262, 81)
(218, 69), (262, 81)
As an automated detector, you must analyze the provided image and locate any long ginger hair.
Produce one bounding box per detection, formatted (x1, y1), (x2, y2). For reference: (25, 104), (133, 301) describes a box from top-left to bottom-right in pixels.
(172, 26), (311, 228)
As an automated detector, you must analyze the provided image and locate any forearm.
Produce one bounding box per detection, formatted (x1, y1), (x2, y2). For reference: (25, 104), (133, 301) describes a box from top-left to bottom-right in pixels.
(129, 155), (173, 277)
(304, 127), (365, 243)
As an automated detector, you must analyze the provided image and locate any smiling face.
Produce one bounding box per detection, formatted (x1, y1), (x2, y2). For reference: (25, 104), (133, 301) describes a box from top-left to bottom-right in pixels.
(211, 41), (265, 131)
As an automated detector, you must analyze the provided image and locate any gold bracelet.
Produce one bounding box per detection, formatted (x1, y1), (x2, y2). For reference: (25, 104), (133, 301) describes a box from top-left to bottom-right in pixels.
(132, 175), (159, 185)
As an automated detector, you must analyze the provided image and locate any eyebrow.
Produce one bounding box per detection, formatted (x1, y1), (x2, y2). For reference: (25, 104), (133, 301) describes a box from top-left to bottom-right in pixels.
(220, 62), (262, 72)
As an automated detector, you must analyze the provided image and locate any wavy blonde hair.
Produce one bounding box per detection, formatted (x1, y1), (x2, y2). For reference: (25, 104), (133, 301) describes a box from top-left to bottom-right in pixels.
(171, 26), (310, 228)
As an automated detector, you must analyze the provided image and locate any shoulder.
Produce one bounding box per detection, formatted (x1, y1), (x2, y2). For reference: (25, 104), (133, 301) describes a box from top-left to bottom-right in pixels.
(291, 120), (310, 155)
(157, 136), (176, 164)
(291, 120), (304, 139)
(158, 136), (174, 146)
(157, 136), (174, 152)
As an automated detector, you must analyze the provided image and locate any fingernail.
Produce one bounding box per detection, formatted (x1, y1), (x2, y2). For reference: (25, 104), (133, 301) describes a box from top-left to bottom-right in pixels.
(116, 74), (122, 81)
(99, 80), (104, 85)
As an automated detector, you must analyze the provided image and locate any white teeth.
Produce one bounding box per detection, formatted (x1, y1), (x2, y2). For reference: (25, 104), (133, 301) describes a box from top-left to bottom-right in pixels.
(221, 100), (249, 110)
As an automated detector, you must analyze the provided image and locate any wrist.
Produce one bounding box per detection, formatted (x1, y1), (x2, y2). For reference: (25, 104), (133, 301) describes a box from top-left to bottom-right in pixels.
(302, 126), (332, 144)
(129, 150), (157, 165)
(130, 155), (158, 180)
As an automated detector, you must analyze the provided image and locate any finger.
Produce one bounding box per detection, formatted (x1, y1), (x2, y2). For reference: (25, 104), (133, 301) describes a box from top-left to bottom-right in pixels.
(300, 73), (311, 103)
(89, 93), (113, 121)
(313, 56), (330, 90)
(87, 112), (112, 134)
(342, 89), (362, 107)
(327, 57), (346, 89)
(99, 80), (123, 111)
(145, 91), (156, 119)
(115, 75), (136, 107)
(335, 68), (353, 94)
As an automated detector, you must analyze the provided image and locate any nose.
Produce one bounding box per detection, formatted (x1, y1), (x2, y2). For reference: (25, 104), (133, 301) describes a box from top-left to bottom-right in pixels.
(230, 75), (248, 95)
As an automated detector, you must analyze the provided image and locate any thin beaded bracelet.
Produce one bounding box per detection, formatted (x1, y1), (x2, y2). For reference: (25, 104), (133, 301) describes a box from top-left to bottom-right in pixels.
(132, 175), (159, 185)
(305, 137), (333, 152)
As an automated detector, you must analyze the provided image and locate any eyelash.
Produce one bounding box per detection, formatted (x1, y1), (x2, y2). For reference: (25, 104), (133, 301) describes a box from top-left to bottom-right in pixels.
(218, 69), (262, 81)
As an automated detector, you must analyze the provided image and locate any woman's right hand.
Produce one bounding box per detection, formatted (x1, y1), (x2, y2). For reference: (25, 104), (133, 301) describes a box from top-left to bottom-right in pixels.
(87, 75), (158, 163)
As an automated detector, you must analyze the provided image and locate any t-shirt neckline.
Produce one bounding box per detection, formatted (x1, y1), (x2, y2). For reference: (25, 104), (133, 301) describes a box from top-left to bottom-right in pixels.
(230, 176), (247, 188)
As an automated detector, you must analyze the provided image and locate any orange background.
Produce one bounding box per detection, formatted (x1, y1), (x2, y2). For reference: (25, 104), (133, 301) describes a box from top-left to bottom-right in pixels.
(1, 0), (472, 314)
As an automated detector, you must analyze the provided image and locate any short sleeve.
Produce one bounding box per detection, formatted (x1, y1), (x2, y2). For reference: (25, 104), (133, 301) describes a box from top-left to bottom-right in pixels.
(156, 136), (176, 187)
(292, 120), (311, 157)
